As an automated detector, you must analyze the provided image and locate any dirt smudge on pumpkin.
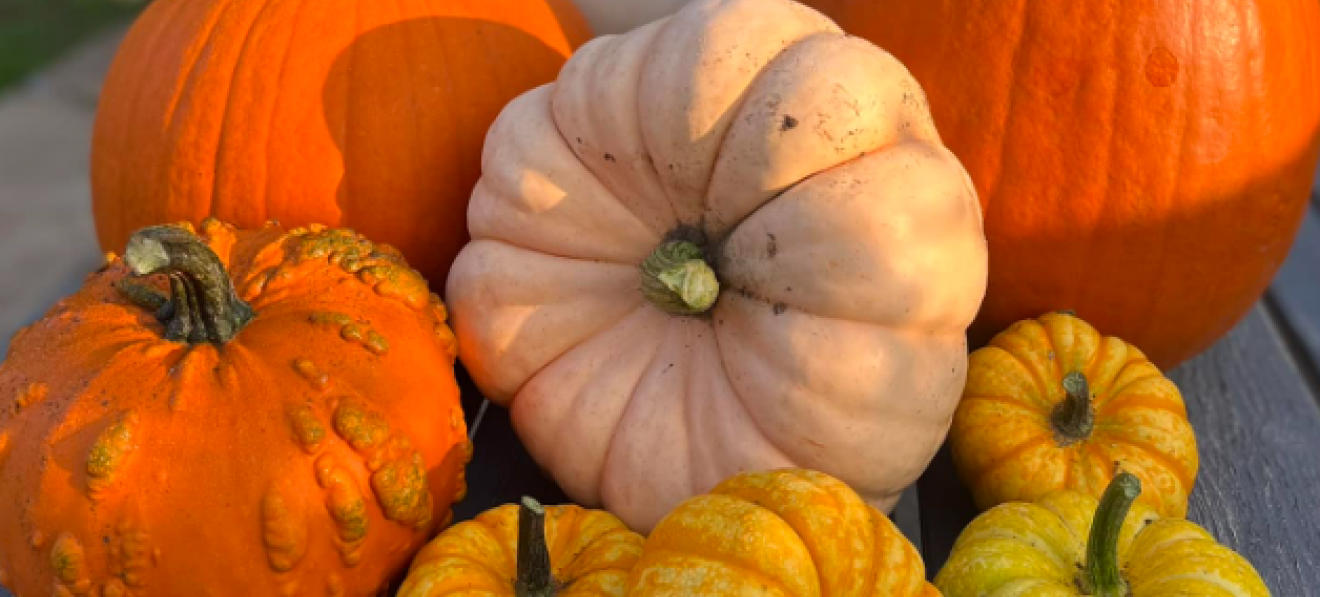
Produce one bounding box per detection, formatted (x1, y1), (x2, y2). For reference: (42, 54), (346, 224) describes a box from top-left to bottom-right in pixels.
(766, 232), (778, 258)
(780, 114), (798, 131)
(773, 302), (788, 316)
(1145, 46), (1179, 87)
(14, 382), (48, 413)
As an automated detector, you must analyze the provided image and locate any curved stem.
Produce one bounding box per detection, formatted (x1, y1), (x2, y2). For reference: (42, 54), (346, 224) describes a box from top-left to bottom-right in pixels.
(121, 225), (254, 345)
(1081, 472), (1140, 596)
(514, 497), (557, 597)
(1051, 371), (1094, 443)
(640, 241), (720, 315)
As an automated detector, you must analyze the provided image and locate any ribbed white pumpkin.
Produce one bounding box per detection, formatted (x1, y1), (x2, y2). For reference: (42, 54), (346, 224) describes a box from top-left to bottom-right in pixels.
(446, 0), (988, 533)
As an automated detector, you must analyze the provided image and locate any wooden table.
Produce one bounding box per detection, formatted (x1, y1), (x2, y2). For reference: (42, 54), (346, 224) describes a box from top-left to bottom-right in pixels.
(2, 185), (1318, 597)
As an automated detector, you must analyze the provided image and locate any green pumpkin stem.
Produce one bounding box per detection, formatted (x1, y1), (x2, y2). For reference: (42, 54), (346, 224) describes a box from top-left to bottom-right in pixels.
(640, 240), (720, 315)
(515, 497), (558, 597)
(1052, 371), (1095, 443)
(1081, 472), (1140, 596)
(121, 225), (255, 345)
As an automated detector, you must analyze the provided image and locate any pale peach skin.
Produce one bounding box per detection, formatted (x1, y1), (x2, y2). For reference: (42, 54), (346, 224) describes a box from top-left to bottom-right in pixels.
(446, 0), (988, 533)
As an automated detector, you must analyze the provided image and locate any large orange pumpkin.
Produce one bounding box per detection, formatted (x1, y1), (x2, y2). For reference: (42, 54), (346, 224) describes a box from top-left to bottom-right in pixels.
(91, 0), (591, 287)
(0, 219), (470, 595)
(804, 0), (1320, 368)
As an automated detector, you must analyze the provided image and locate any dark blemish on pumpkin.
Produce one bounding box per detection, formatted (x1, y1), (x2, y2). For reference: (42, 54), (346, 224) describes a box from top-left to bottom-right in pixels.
(576, 137), (582, 144)
(780, 115), (798, 131)
(1145, 46), (1179, 87)
(773, 303), (787, 316)
(766, 233), (778, 258)
(804, 438), (824, 448)
(604, 153), (616, 162)
(785, 286), (792, 292)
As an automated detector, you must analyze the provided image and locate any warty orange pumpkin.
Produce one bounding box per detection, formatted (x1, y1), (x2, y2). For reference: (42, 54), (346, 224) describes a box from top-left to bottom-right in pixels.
(0, 219), (470, 596)
(803, 0), (1320, 369)
(91, 0), (591, 287)
(445, 0), (988, 533)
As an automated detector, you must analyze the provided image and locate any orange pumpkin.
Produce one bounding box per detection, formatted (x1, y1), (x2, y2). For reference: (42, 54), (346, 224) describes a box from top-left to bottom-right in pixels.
(91, 0), (591, 287)
(628, 469), (938, 596)
(949, 311), (1198, 518)
(397, 497), (644, 596)
(0, 219), (471, 595)
(803, 0), (1320, 368)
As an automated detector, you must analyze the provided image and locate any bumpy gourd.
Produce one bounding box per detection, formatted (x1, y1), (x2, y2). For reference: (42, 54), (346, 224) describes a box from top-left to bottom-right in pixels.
(627, 469), (939, 596)
(950, 311), (1199, 517)
(0, 219), (471, 595)
(445, 0), (987, 533)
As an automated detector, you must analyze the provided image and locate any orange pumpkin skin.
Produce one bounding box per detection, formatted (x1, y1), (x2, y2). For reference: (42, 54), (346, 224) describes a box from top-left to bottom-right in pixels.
(803, 0), (1320, 368)
(91, 0), (591, 287)
(0, 219), (471, 596)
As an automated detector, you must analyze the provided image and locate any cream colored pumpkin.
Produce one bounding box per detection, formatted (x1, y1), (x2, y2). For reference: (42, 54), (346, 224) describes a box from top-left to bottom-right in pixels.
(446, 0), (987, 533)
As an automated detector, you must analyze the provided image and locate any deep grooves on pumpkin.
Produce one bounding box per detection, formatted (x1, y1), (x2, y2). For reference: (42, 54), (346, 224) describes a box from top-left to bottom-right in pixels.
(640, 547), (799, 596)
(965, 435), (1054, 490)
(1110, 434), (1194, 492)
(260, 0), (307, 224)
(210, 0), (278, 226)
(1095, 392), (1186, 420)
(707, 314), (798, 470)
(958, 394), (1043, 418)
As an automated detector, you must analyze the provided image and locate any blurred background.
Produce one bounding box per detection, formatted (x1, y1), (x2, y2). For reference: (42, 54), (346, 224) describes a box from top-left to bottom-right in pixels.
(0, 0), (145, 350)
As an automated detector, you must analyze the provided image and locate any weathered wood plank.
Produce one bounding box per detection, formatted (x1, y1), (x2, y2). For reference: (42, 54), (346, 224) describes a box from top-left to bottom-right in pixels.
(1169, 306), (1320, 594)
(1269, 194), (1320, 385)
(916, 306), (1320, 594)
(916, 444), (976, 575)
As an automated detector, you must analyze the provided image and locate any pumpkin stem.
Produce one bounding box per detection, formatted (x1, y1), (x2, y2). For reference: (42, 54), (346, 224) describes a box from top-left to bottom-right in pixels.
(1051, 371), (1095, 443)
(641, 240), (720, 315)
(515, 496), (557, 597)
(122, 225), (255, 345)
(1081, 472), (1140, 596)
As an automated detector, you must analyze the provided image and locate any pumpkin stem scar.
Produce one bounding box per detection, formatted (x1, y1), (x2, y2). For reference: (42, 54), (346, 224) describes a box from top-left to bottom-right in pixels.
(640, 240), (720, 316)
(121, 225), (255, 345)
(1052, 371), (1095, 443)
(1081, 472), (1140, 596)
(515, 496), (558, 597)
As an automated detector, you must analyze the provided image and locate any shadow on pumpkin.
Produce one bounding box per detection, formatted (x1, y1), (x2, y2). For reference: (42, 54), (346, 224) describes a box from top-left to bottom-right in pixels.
(321, 17), (574, 289)
(962, 144), (1320, 371)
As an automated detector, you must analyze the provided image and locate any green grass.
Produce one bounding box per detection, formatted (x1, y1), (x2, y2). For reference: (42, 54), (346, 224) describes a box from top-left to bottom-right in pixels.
(0, 0), (144, 91)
